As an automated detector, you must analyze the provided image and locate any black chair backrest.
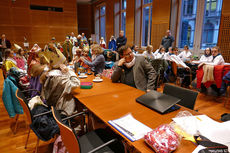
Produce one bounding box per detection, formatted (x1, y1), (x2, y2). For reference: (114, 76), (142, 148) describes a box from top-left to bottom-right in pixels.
(51, 107), (81, 153)
(151, 59), (168, 73)
(163, 83), (198, 110)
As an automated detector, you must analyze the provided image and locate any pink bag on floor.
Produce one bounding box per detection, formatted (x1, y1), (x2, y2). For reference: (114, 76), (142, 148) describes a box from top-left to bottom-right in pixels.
(53, 135), (68, 153)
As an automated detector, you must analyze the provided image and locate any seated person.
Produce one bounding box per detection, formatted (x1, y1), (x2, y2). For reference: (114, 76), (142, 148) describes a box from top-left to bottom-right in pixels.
(199, 46), (225, 68)
(14, 44), (27, 71)
(104, 49), (116, 62)
(166, 47), (189, 69)
(155, 47), (166, 59)
(177, 45), (192, 62)
(78, 48), (91, 69)
(80, 44), (105, 75)
(199, 48), (213, 63)
(142, 45), (155, 60)
(4, 49), (19, 72)
(111, 45), (156, 91)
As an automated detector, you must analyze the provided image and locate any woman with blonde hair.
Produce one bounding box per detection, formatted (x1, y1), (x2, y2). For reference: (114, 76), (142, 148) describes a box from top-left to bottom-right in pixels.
(142, 45), (155, 60)
(80, 44), (105, 75)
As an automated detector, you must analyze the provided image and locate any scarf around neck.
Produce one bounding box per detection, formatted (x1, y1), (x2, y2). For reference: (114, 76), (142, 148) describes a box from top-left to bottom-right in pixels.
(124, 57), (136, 68)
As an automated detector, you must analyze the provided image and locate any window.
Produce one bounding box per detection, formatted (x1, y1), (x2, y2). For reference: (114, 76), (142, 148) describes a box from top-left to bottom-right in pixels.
(177, 0), (223, 54)
(114, 0), (126, 38)
(201, 0), (222, 49)
(95, 5), (106, 43)
(179, 0), (197, 48)
(134, 0), (152, 47)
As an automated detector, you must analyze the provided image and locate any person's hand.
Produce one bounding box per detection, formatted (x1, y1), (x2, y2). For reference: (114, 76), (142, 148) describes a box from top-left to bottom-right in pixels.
(60, 64), (69, 73)
(79, 57), (85, 62)
(198, 63), (205, 68)
(0, 45), (2, 48)
(118, 58), (126, 66)
(146, 89), (151, 92)
(185, 67), (190, 71)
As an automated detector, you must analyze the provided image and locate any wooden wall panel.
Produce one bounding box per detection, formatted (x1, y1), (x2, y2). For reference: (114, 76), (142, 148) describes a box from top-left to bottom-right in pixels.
(0, 0), (78, 49)
(105, 0), (114, 45)
(151, 0), (171, 50)
(218, 0), (230, 62)
(0, 6), (12, 25)
(126, 0), (135, 46)
(12, 8), (31, 25)
(77, 3), (93, 38)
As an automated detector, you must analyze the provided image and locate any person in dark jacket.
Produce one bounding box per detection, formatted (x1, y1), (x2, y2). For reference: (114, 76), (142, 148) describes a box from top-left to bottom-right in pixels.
(0, 34), (11, 61)
(108, 36), (116, 51)
(161, 30), (174, 52)
(116, 31), (127, 50)
(111, 45), (157, 91)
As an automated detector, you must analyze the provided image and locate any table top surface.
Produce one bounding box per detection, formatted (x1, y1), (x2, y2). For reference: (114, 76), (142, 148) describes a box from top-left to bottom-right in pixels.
(73, 75), (134, 99)
(73, 75), (197, 153)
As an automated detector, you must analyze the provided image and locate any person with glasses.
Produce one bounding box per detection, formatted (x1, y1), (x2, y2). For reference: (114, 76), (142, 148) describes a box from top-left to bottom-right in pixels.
(111, 45), (157, 92)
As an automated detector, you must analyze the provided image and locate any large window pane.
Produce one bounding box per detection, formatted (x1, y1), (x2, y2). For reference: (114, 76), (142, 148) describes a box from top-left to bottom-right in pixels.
(179, 0), (197, 48)
(200, 0), (222, 49)
(122, 0), (126, 10)
(143, 0), (152, 5)
(121, 12), (126, 35)
(100, 16), (106, 40)
(142, 6), (150, 46)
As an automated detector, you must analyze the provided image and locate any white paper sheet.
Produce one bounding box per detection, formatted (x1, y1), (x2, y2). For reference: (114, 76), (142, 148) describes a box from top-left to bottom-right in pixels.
(109, 114), (152, 141)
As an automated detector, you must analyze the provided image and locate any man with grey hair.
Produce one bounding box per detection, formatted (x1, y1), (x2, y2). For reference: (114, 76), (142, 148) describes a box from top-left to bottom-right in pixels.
(116, 30), (127, 50)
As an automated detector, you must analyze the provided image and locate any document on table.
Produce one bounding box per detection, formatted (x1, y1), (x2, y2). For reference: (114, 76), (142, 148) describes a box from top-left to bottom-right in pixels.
(173, 115), (230, 149)
(108, 114), (152, 142)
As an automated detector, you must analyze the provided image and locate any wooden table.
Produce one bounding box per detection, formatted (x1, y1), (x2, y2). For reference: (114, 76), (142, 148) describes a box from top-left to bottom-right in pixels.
(74, 76), (197, 152)
(73, 75), (135, 98)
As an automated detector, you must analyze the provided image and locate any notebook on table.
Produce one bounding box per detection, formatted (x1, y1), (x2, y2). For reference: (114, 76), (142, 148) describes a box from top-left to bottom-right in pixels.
(136, 90), (181, 114)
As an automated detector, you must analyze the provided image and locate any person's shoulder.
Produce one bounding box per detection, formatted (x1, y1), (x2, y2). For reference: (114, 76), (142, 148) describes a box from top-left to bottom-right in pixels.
(136, 55), (145, 61)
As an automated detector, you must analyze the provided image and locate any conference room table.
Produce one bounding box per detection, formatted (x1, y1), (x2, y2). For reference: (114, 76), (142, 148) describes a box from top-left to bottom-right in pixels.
(73, 75), (197, 153)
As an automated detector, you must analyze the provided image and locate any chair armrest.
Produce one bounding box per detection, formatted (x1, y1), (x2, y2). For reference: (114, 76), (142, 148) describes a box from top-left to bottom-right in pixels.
(33, 110), (52, 118)
(62, 110), (87, 122)
(88, 139), (117, 153)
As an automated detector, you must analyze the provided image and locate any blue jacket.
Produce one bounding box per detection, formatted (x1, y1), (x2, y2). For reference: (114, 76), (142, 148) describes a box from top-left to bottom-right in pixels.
(2, 76), (23, 117)
(108, 39), (116, 51)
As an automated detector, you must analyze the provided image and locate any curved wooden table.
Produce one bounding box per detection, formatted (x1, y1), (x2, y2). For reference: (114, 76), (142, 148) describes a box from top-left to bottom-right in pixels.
(73, 75), (197, 153)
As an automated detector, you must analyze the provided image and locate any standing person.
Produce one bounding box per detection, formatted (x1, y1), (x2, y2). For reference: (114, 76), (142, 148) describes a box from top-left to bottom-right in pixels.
(111, 45), (156, 91)
(100, 37), (106, 49)
(62, 36), (73, 62)
(116, 30), (127, 50)
(161, 30), (174, 52)
(81, 33), (87, 42)
(70, 32), (77, 45)
(108, 36), (116, 51)
(50, 37), (57, 48)
(0, 34), (11, 61)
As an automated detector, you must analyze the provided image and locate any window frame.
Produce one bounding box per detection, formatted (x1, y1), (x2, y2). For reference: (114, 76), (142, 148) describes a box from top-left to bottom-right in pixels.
(95, 4), (106, 43)
(114, 0), (127, 38)
(134, 0), (153, 47)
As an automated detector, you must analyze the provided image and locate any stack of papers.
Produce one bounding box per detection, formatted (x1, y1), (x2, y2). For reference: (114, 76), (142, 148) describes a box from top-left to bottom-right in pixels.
(173, 115), (230, 149)
(108, 114), (152, 142)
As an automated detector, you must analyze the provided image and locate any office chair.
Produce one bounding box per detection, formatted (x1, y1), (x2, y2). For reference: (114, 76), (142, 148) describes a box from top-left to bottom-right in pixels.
(163, 83), (198, 110)
(151, 59), (168, 88)
(51, 106), (125, 153)
(15, 89), (52, 153)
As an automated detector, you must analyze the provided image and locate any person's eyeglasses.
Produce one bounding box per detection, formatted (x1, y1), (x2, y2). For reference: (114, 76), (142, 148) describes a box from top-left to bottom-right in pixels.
(123, 52), (132, 57)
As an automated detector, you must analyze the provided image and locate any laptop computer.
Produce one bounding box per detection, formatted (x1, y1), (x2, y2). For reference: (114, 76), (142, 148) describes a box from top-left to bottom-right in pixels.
(136, 90), (181, 114)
